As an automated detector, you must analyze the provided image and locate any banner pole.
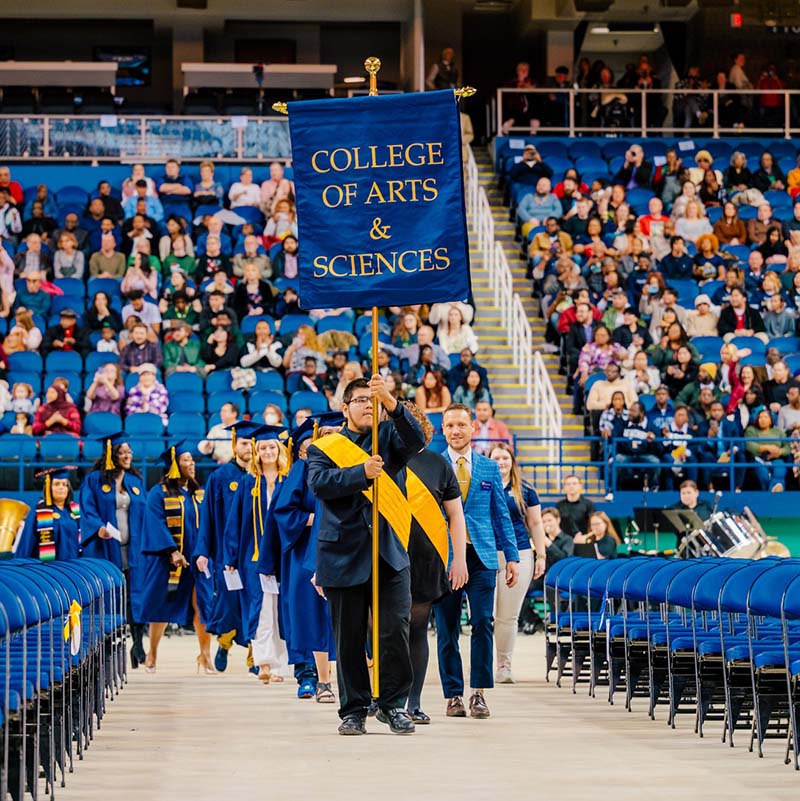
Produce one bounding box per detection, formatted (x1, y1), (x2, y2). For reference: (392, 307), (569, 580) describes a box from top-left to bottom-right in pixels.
(366, 55), (382, 701)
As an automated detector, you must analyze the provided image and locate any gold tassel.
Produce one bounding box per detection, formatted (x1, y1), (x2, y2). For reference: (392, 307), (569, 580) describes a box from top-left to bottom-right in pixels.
(167, 446), (181, 480)
(249, 438), (259, 476)
(44, 474), (52, 506)
(231, 426), (237, 451)
(104, 439), (114, 471)
(312, 419), (320, 441)
(252, 474), (262, 562)
(286, 437), (293, 471)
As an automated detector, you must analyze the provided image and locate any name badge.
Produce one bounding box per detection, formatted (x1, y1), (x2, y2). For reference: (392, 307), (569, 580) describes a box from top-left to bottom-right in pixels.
(480, 481), (492, 491)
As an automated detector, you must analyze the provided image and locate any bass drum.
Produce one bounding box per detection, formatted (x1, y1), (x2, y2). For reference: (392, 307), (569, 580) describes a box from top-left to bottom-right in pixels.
(703, 512), (763, 558)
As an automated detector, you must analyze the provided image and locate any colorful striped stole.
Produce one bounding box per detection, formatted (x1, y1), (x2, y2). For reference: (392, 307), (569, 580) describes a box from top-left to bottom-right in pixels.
(162, 488), (185, 591)
(35, 505), (56, 562)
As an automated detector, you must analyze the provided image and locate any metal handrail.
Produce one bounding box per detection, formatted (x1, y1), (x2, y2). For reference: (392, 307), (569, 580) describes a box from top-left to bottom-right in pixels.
(493, 86), (800, 140)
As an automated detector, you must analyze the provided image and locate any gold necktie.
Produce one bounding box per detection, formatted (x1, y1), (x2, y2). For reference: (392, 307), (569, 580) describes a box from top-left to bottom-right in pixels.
(456, 456), (472, 544)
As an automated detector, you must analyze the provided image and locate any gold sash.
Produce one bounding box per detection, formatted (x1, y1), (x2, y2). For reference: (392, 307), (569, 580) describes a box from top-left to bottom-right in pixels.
(313, 432), (448, 565)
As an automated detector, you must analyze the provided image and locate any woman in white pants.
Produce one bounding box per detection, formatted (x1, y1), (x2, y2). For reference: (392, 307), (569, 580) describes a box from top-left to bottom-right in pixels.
(490, 444), (546, 683)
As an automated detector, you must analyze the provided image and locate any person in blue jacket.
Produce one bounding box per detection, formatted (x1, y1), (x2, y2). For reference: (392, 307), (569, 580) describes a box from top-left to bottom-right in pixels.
(140, 441), (209, 674)
(80, 432), (148, 668)
(193, 419), (260, 673)
(16, 466), (81, 562)
(224, 425), (287, 683)
(263, 412), (343, 702)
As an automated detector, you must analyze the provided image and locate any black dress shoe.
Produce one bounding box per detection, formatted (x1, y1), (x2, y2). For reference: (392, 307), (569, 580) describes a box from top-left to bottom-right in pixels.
(367, 700), (378, 718)
(408, 708), (431, 724)
(338, 715), (367, 736)
(376, 707), (416, 734)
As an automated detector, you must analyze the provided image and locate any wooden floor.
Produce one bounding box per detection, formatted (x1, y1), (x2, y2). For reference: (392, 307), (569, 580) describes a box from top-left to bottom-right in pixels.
(54, 631), (799, 801)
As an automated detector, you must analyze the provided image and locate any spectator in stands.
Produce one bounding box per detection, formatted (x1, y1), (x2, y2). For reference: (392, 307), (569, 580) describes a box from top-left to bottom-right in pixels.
(282, 324), (326, 374)
(13, 233), (52, 278)
(329, 361), (364, 411)
(613, 305), (652, 352)
(555, 475), (595, 537)
(753, 150), (787, 194)
(228, 166), (261, 209)
(531, 221), (576, 282)
(638, 197), (667, 239)
(426, 46), (458, 91)
(711, 266), (744, 307)
(600, 288), (629, 331)
(239, 319), (283, 372)
(445, 348), (486, 394)
(295, 355), (325, 394)
(676, 362), (720, 407)
(158, 214), (194, 261)
(125, 363), (169, 425)
(659, 236), (693, 281)
(778, 385), (800, 433)
(687, 150), (723, 188)
(660, 404), (697, 488)
(614, 400), (661, 487)
(42, 308), (88, 357)
(24, 185), (56, 219)
(123, 179), (164, 223)
(452, 368), (492, 409)
(163, 321), (205, 377)
(685, 293), (719, 338)
(436, 304), (478, 355)
(718, 287), (767, 343)
(122, 290), (162, 337)
(232, 261), (276, 322)
(598, 389), (628, 438)
(652, 148), (685, 207)
(4, 308), (42, 353)
(647, 286), (688, 336)
(201, 270), (234, 300)
(713, 201), (747, 246)
(698, 169), (727, 210)
(759, 224), (789, 266)
(405, 344), (437, 387)
(197, 288), (237, 335)
(121, 164), (156, 200)
(675, 200), (712, 244)
(232, 234), (271, 279)
(782, 200), (800, 251)
(763, 293), (795, 338)
(21, 200), (57, 241)
(89, 233), (126, 279)
(651, 320), (700, 367)
(747, 204), (777, 247)
(670, 181), (703, 222)
(744, 250), (768, 293)
(586, 363), (637, 435)
(95, 321), (119, 356)
(414, 369), (451, 414)
(388, 324), (450, 374)
(661, 344), (698, 399)
(500, 61), (535, 134)
(723, 152), (753, 196)
(5, 381), (37, 415)
(193, 160), (224, 209)
(765, 359), (800, 413)
(200, 326), (239, 373)
(92, 181), (123, 223)
(259, 162), (295, 215)
(198, 401), (239, 465)
(196, 235), (231, 281)
(12, 271), (50, 318)
(32, 383), (81, 437)
(699, 400), (744, 491)
(85, 363), (124, 415)
(508, 144), (553, 191)
(612, 144), (652, 190)
(161, 289), (200, 333)
(118, 322), (163, 372)
(122, 244), (159, 299)
(264, 199), (298, 242)
(271, 234), (298, 281)
(0, 167), (22, 206)
(519, 181), (563, 239)
(121, 212), (153, 255)
(53, 232), (84, 280)
(0, 187), (22, 242)
(262, 403), (285, 426)
(161, 238), (197, 279)
(745, 407), (788, 492)
(624, 349), (661, 394)
(472, 401), (511, 455)
(158, 158), (193, 203)
(392, 310), (420, 348)
(561, 196), (593, 241)
(324, 350), (347, 392)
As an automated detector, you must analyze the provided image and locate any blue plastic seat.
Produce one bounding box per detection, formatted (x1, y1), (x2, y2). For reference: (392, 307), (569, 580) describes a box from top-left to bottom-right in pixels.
(7, 351), (43, 373)
(83, 411), (122, 437)
(289, 390), (330, 414)
(168, 413), (207, 438)
(168, 390), (205, 414)
(165, 372), (204, 395)
(124, 412), (164, 437)
(205, 369), (233, 394)
(247, 390), (287, 414)
(39, 432), (81, 461)
(316, 315), (354, 334)
(206, 390), (243, 414)
(45, 350), (83, 374)
(253, 371), (284, 392)
(280, 314), (314, 335)
(240, 315), (276, 335)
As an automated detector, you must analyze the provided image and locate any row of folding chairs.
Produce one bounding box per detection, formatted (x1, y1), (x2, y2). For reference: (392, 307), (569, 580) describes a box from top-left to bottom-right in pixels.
(545, 555), (800, 771)
(0, 558), (126, 800)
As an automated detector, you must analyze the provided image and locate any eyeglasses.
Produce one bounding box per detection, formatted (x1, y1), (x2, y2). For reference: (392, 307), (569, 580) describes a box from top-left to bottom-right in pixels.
(347, 396), (373, 407)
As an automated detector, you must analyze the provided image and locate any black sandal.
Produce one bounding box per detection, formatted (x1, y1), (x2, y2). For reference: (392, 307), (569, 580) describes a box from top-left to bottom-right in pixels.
(315, 682), (336, 703)
(408, 708), (431, 724)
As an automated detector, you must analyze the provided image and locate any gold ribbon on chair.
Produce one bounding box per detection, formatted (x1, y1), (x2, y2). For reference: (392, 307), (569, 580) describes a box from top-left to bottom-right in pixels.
(63, 599), (82, 656)
(312, 432), (411, 548)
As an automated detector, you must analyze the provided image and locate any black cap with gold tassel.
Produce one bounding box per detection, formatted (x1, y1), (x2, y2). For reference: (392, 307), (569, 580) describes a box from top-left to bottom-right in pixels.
(35, 466), (78, 506)
(159, 441), (191, 480)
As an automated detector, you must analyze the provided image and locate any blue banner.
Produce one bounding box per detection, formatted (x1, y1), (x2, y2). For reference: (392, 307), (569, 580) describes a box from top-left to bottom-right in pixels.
(287, 90), (471, 310)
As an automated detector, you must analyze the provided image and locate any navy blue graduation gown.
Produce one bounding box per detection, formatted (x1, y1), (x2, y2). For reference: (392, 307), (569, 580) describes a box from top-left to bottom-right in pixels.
(139, 484), (203, 626)
(79, 469), (147, 621)
(265, 459), (335, 660)
(192, 460), (248, 640)
(224, 473), (281, 643)
(16, 503), (81, 561)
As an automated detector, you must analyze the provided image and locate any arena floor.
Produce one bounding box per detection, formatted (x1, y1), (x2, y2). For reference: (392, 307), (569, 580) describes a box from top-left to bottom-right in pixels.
(56, 631), (798, 801)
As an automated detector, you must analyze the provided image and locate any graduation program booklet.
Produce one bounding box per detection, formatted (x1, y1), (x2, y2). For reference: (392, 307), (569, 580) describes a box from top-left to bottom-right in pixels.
(105, 522), (122, 542)
(224, 569), (244, 591)
(260, 575), (279, 594)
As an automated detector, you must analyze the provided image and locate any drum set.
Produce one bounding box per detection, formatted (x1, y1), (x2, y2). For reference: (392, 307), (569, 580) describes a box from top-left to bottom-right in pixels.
(676, 508), (790, 560)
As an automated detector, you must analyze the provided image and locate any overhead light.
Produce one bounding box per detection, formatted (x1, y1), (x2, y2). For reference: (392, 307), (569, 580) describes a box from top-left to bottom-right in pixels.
(343, 76), (366, 84)
(591, 25), (610, 33)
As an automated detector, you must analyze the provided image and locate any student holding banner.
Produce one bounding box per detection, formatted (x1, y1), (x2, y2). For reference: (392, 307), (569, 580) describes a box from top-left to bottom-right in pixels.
(306, 375), (424, 735)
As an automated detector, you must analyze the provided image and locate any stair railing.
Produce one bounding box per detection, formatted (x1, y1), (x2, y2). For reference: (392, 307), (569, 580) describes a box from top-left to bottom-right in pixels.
(465, 145), (562, 446)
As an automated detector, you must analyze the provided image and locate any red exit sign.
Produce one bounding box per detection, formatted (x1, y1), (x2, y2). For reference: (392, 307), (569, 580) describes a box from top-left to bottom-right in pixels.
(730, 11), (742, 26)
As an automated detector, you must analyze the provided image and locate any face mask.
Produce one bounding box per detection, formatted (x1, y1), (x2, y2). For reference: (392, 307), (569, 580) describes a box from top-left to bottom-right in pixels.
(265, 412), (280, 425)
(590, 263), (602, 274)
(648, 285), (659, 294)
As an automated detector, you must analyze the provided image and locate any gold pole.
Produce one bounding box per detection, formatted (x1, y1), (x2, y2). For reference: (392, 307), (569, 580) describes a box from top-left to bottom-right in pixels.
(365, 54), (381, 700)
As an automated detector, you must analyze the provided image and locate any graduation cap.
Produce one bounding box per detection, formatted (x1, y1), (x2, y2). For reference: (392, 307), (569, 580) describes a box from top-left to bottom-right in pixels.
(35, 466), (78, 505)
(289, 411), (345, 458)
(224, 419), (263, 451)
(251, 424), (290, 442)
(97, 431), (130, 471)
(159, 440), (193, 480)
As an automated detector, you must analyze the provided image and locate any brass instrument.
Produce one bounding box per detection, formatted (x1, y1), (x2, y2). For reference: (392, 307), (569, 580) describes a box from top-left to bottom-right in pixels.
(0, 498), (31, 558)
(744, 507), (792, 559)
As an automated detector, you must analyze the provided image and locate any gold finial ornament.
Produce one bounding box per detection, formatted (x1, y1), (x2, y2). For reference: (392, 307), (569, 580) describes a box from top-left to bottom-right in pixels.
(272, 101), (288, 115)
(365, 57), (381, 96)
(454, 86), (477, 99)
